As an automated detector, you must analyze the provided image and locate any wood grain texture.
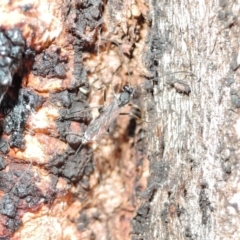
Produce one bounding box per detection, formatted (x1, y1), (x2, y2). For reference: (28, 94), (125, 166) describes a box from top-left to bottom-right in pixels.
(134, 0), (240, 239)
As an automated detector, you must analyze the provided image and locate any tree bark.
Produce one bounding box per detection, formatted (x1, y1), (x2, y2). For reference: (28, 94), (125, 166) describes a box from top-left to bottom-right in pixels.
(1, 0), (239, 239)
(133, 0), (240, 239)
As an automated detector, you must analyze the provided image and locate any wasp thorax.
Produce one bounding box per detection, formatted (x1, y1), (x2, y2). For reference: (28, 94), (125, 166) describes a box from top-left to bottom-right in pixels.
(118, 85), (133, 107)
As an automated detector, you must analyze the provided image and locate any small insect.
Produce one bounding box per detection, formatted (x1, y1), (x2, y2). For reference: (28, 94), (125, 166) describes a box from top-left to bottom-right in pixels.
(166, 78), (191, 95)
(67, 85), (134, 154)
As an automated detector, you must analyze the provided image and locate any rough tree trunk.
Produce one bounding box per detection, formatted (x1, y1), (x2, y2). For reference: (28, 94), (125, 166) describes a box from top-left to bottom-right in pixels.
(0, 0), (239, 239)
(134, 0), (240, 239)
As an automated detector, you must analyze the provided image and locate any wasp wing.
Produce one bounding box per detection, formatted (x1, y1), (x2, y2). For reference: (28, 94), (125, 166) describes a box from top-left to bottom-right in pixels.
(83, 98), (122, 142)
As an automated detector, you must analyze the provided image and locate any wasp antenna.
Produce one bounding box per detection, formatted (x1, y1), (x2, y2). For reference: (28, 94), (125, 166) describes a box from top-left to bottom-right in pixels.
(159, 71), (199, 81)
(99, 37), (131, 82)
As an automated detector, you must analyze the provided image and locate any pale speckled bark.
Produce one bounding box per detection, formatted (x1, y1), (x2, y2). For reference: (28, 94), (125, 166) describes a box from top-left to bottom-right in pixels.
(138, 0), (240, 239)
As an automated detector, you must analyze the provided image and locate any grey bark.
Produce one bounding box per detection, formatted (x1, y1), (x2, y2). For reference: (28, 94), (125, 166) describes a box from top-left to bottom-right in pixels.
(133, 0), (240, 239)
